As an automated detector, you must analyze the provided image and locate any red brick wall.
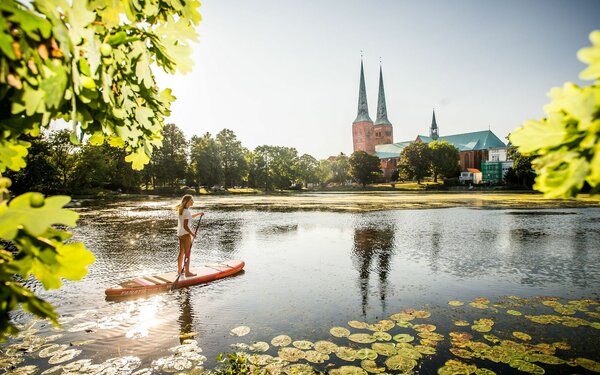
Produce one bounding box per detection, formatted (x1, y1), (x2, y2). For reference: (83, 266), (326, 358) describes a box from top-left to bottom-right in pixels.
(352, 121), (376, 154)
(459, 150), (488, 171)
(373, 124), (393, 146)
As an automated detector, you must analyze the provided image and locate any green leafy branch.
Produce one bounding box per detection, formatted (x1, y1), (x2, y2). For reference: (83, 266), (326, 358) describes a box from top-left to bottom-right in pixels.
(509, 30), (600, 198)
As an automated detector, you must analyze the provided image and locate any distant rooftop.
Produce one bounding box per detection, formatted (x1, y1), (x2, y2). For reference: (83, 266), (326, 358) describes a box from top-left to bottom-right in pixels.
(375, 130), (506, 159)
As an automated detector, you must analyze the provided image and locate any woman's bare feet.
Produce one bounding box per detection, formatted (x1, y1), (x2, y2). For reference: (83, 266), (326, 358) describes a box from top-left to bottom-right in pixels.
(185, 272), (197, 277)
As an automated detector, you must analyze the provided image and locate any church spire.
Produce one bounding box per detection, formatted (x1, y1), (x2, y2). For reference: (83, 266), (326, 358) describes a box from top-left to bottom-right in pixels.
(354, 58), (372, 123)
(430, 108), (439, 140)
(374, 64), (391, 125)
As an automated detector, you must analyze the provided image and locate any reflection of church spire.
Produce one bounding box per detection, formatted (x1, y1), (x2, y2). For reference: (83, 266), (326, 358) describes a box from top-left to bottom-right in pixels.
(374, 65), (391, 125)
(430, 109), (439, 140)
(354, 58), (372, 123)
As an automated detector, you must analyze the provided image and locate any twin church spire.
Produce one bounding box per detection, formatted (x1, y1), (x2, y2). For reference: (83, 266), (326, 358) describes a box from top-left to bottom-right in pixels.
(354, 59), (390, 125)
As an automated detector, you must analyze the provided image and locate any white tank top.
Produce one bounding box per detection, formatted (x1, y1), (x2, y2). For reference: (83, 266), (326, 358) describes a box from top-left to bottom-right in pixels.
(178, 208), (193, 236)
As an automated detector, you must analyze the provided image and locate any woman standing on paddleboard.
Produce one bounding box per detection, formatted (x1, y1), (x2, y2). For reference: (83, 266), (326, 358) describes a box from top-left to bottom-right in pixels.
(177, 195), (204, 276)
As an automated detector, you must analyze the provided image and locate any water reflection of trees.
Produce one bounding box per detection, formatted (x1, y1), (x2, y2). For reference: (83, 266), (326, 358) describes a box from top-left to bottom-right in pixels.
(177, 289), (194, 344)
(352, 225), (395, 317)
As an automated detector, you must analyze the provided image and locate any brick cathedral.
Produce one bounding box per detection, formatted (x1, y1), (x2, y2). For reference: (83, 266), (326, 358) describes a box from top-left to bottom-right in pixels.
(351, 59), (507, 180)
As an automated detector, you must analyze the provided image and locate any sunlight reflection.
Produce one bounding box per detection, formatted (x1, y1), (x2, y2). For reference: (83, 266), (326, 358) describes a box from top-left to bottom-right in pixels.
(125, 299), (161, 339)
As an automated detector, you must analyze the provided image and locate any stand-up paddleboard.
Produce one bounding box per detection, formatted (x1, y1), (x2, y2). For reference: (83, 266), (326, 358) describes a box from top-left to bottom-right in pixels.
(105, 259), (245, 298)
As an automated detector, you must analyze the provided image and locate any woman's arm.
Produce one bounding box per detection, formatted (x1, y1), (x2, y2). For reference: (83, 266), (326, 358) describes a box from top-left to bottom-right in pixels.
(192, 212), (204, 218)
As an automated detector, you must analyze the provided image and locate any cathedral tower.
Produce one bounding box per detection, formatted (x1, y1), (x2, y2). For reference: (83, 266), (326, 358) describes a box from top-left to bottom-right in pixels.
(352, 59), (375, 153)
(373, 65), (393, 145)
(430, 109), (439, 140)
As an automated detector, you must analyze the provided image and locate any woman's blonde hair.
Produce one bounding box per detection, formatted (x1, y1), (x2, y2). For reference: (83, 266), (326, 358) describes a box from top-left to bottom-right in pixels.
(177, 194), (193, 215)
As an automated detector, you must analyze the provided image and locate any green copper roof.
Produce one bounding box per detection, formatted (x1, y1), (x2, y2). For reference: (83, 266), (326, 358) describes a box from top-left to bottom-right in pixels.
(354, 60), (372, 123)
(375, 141), (411, 159)
(430, 109), (439, 140)
(374, 66), (391, 125)
(417, 130), (506, 151)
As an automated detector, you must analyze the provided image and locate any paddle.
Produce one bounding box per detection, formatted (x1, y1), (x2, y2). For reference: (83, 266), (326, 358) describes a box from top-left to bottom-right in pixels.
(171, 215), (202, 291)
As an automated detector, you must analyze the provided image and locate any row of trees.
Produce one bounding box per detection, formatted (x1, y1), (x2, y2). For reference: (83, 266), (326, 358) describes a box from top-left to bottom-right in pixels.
(7, 126), (391, 194)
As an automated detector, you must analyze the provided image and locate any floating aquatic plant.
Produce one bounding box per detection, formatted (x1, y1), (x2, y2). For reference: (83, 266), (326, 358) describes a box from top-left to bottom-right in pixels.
(314, 340), (338, 354)
(230, 326), (251, 337)
(293, 340), (314, 350)
(348, 333), (377, 344)
(330, 327), (351, 338)
(448, 300), (465, 306)
(271, 335), (292, 347)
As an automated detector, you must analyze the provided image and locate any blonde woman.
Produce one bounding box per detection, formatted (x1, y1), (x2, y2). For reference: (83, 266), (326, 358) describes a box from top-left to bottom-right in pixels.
(176, 195), (204, 276)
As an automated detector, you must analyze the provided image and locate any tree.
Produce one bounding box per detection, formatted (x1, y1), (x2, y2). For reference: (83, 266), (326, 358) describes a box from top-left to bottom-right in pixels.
(349, 151), (382, 187)
(296, 154), (319, 188)
(331, 153), (350, 184)
(398, 142), (432, 184)
(149, 124), (188, 187)
(70, 143), (111, 190)
(47, 130), (78, 192)
(316, 159), (333, 186)
(505, 145), (535, 189)
(509, 30), (600, 198)
(189, 133), (222, 188)
(429, 140), (460, 182)
(216, 129), (247, 188)
(0, 0), (201, 341)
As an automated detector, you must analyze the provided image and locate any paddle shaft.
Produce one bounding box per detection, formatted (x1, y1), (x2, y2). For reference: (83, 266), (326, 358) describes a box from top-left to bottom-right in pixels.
(172, 215), (202, 290)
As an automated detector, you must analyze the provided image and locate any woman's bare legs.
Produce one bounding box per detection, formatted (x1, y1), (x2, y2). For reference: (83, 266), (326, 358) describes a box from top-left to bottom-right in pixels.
(178, 234), (192, 274)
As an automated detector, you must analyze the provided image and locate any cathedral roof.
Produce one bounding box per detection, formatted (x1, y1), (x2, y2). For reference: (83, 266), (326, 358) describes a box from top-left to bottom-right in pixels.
(374, 65), (391, 125)
(374, 130), (506, 159)
(354, 60), (373, 123)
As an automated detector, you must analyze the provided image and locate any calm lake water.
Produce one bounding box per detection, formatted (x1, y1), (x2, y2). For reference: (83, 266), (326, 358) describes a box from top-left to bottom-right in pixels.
(3, 196), (600, 374)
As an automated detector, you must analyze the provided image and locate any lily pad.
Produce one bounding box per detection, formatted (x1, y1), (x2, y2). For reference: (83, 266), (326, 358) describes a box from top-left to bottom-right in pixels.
(348, 333), (377, 344)
(531, 354), (564, 365)
(372, 343), (396, 356)
(552, 341), (571, 350)
(395, 346), (422, 360)
(450, 348), (474, 359)
(314, 340), (338, 354)
(512, 331), (532, 341)
(283, 363), (316, 374)
(38, 344), (68, 358)
(248, 354), (274, 366)
(360, 359), (385, 373)
(373, 331), (391, 341)
(330, 327), (351, 338)
(483, 334), (501, 344)
(412, 310), (431, 319)
(454, 320), (470, 326)
(278, 347), (305, 362)
(575, 358), (600, 372)
(509, 359), (545, 374)
(448, 300), (465, 306)
(367, 320), (395, 332)
(230, 326), (251, 337)
(329, 366), (368, 375)
(396, 320), (413, 328)
(62, 359), (93, 372)
(437, 359), (477, 375)
(415, 344), (436, 355)
(48, 349), (82, 364)
(469, 302), (488, 309)
(418, 332), (444, 341)
(293, 340), (314, 350)
(392, 334), (414, 343)
(336, 347), (357, 362)
(271, 335), (292, 347)
(384, 355), (417, 371)
(389, 312), (415, 321)
(304, 350), (329, 364)
(5, 365), (38, 375)
(474, 318), (494, 327)
(348, 320), (369, 329)
(100, 356), (143, 373)
(250, 342), (270, 352)
(355, 348), (378, 360)
(471, 324), (492, 333)
(475, 368), (496, 375)
(412, 324), (436, 332)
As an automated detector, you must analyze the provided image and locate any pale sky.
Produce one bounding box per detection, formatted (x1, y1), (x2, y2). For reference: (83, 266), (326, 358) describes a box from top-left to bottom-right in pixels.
(155, 0), (600, 159)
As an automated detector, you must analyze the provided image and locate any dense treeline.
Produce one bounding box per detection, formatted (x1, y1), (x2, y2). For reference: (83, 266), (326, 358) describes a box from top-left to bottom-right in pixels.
(7, 125), (365, 194)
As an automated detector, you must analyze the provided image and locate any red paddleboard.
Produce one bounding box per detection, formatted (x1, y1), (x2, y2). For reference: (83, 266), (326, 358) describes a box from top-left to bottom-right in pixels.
(105, 259), (245, 298)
